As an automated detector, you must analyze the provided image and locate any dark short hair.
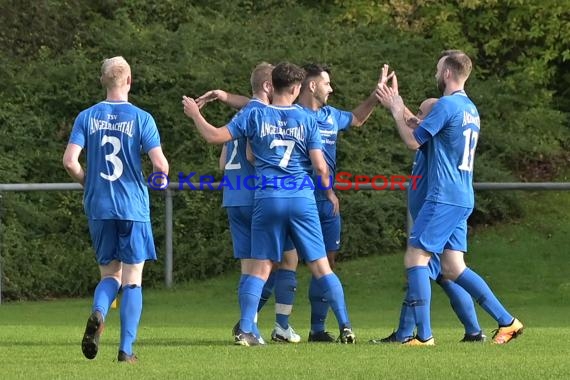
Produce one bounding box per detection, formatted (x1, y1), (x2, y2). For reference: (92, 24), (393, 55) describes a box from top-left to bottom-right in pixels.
(272, 62), (305, 92)
(301, 63), (331, 89)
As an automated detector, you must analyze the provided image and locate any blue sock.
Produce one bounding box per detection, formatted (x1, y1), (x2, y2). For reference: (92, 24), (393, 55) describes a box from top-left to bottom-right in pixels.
(317, 273), (350, 330)
(258, 271), (276, 312)
(275, 269), (297, 329)
(455, 268), (513, 326)
(119, 285), (142, 355)
(309, 276), (329, 333)
(236, 275), (245, 315)
(395, 297), (415, 341)
(437, 277), (481, 335)
(92, 277), (121, 320)
(237, 276), (261, 338)
(238, 275), (265, 333)
(405, 266), (431, 341)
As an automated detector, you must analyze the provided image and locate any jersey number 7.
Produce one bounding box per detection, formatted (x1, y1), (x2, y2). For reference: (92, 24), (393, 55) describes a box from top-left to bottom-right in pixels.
(270, 139), (295, 168)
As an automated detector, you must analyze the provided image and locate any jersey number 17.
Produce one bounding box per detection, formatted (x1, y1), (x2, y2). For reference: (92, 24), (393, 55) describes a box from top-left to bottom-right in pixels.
(458, 129), (479, 172)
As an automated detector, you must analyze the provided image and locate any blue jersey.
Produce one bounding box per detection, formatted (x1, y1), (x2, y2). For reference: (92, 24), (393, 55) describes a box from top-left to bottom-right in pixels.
(414, 91), (480, 208)
(300, 105), (352, 201)
(221, 99), (264, 207)
(227, 104), (322, 199)
(407, 145), (428, 219)
(69, 100), (161, 221)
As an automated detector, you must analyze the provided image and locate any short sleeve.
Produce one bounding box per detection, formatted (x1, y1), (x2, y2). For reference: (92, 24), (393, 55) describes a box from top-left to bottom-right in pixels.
(141, 113), (161, 153)
(417, 98), (451, 137)
(68, 112), (87, 147)
(227, 107), (256, 140)
(330, 106), (352, 131)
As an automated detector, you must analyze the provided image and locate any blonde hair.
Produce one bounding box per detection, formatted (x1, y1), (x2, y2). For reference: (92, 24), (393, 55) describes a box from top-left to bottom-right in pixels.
(250, 62), (274, 93)
(100, 56), (131, 89)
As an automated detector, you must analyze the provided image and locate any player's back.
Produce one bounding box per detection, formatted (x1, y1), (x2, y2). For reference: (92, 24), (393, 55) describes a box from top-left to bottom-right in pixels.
(222, 99), (264, 207)
(72, 101), (159, 221)
(247, 104), (321, 199)
(421, 92), (480, 208)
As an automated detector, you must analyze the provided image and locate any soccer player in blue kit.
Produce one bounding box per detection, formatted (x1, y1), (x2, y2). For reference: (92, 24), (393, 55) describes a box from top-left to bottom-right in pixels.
(376, 50), (523, 345)
(211, 62), (301, 344)
(63, 56), (169, 362)
(297, 63), (393, 342)
(370, 97), (485, 344)
(183, 62), (355, 346)
(199, 63), (393, 343)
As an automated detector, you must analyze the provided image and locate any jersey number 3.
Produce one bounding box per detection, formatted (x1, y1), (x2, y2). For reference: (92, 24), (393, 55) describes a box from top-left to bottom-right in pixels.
(100, 135), (124, 181)
(458, 129), (479, 172)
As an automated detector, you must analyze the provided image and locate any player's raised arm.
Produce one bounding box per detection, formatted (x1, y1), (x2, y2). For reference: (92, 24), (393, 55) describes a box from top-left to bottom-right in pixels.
(376, 74), (420, 150)
(350, 64), (395, 127)
(195, 89), (250, 110)
(350, 64), (387, 127)
(182, 95), (233, 144)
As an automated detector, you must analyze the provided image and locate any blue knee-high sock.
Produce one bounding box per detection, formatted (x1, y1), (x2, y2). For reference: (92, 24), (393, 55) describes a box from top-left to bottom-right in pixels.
(309, 276), (329, 333)
(316, 273), (350, 330)
(236, 275), (245, 315)
(395, 291), (415, 341)
(238, 275), (265, 333)
(455, 268), (513, 326)
(437, 277), (481, 335)
(274, 269), (297, 329)
(258, 271), (276, 312)
(238, 275), (260, 338)
(406, 266), (431, 341)
(119, 285), (143, 355)
(92, 277), (121, 320)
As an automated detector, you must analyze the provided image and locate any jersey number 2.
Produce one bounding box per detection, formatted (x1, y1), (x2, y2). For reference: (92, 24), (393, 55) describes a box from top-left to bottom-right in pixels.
(100, 135), (124, 181)
(225, 140), (241, 170)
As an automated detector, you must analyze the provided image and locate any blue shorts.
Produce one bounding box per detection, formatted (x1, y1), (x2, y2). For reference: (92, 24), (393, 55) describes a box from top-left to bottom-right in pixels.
(88, 220), (157, 265)
(317, 200), (341, 252)
(283, 236), (295, 252)
(409, 201), (472, 255)
(411, 201), (443, 280)
(227, 206), (294, 258)
(408, 193), (424, 221)
(251, 197), (326, 263)
(227, 206), (253, 259)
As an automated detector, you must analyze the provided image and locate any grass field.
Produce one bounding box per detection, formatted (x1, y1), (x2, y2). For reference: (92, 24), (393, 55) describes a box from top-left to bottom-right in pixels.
(1, 192), (569, 379)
